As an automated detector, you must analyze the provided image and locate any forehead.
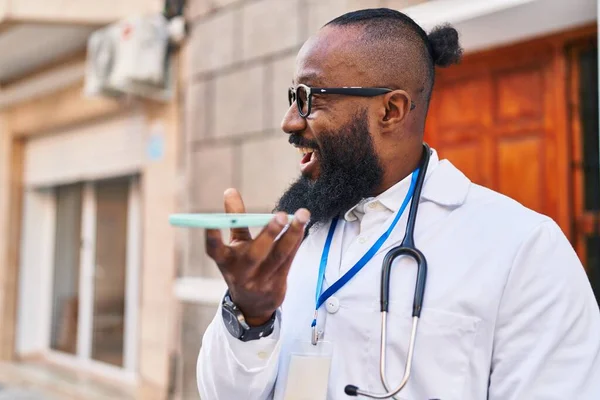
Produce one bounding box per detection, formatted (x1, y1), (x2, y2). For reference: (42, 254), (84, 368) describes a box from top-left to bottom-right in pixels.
(293, 26), (373, 87)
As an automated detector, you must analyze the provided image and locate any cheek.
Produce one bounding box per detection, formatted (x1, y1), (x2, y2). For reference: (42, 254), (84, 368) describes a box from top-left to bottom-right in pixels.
(370, 137), (387, 162)
(365, 111), (386, 149)
(370, 133), (389, 163)
(306, 112), (343, 143)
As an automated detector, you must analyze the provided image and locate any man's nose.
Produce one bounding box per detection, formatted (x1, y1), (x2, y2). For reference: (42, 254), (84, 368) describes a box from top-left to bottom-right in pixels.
(280, 102), (306, 134)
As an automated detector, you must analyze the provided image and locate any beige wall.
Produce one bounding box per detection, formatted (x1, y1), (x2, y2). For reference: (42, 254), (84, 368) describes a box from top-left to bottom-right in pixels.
(0, 0), (163, 24)
(177, 0), (425, 398)
(137, 94), (182, 400)
(0, 51), (182, 399)
(0, 114), (15, 360)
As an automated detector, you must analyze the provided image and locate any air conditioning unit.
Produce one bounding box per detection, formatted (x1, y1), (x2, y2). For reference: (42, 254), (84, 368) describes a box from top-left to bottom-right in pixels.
(84, 13), (174, 102)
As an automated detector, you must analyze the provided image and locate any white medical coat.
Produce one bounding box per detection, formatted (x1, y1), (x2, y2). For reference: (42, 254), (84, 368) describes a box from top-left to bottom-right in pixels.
(197, 149), (600, 400)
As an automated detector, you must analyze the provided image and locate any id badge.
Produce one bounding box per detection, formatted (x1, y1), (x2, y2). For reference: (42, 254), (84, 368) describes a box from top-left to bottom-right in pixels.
(283, 340), (333, 400)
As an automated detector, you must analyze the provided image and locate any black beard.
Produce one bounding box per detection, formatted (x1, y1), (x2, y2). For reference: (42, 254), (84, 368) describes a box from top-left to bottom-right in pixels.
(274, 111), (384, 233)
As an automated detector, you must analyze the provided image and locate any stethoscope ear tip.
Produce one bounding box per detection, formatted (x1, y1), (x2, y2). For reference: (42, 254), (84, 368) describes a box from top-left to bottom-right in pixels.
(344, 385), (359, 396)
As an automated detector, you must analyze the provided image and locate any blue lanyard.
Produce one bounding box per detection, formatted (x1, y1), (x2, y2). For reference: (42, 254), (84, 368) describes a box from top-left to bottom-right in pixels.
(311, 168), (420, 329)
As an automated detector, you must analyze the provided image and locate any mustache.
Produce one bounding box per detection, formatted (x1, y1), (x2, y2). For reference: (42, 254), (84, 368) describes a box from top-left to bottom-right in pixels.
(288, 135), (319, 150)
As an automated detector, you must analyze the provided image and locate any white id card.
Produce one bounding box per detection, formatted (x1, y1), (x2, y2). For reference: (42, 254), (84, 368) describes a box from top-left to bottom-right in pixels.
(283, 340), (333, 400)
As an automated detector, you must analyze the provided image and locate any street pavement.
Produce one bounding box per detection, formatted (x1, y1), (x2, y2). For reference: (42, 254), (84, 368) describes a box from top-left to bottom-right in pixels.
(0, 383), (52, 400)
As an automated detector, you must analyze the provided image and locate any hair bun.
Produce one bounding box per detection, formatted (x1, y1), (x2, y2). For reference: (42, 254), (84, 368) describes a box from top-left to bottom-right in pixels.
(427, 24), (463, 67)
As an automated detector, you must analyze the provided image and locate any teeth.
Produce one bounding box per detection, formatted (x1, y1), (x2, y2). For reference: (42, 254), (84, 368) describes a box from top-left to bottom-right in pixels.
(296, 147), (314, 155)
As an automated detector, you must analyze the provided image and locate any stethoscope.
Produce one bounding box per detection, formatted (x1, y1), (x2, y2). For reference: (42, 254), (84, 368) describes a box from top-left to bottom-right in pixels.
(344, 143), (431, 399)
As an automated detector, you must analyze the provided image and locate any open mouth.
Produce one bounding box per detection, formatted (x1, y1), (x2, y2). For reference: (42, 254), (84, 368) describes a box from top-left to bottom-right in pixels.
(295, 146), (319, 177)
(289, 135), (321, 178)
(297, 146), (315, 163)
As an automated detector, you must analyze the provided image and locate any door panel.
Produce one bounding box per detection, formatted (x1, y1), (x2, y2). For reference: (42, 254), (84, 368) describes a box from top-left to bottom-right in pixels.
(42, 176), (139, 373)
(431, 77), (491, 145)
(50, 183), (83, 355)
(92, 178), (130, 367)
(425, 46), (557, 223)
(437, 78), (490, 128)
(441, 144), (482, 184)
(495, 67), (544, 122)
(496, 136), (544, 212)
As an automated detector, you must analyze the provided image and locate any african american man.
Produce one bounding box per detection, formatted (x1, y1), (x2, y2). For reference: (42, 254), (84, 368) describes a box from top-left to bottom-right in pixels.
(197, 8), (600, 400)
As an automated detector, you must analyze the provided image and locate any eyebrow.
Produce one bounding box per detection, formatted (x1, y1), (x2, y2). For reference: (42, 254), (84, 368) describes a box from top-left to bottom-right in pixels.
(293, 72), (325, 86)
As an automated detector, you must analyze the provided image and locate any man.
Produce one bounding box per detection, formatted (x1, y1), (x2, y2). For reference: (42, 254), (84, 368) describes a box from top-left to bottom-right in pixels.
(197, 8), (600, 400)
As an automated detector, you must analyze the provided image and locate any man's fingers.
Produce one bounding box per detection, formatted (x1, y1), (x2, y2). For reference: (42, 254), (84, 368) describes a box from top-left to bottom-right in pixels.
(223, 188), (252, 242)
(265, 208), (310, 274)
(205, 228), (231, 265)
(244, 212), (290, 266)
(224, 188), (246, 213)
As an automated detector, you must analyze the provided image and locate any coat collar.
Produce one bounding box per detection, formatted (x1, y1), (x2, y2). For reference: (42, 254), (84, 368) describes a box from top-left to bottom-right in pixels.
(307, 148), (472, 243)
(301, 148), (473, 284)
(343, 148), (471, 221)
(419, 149), (471, 208)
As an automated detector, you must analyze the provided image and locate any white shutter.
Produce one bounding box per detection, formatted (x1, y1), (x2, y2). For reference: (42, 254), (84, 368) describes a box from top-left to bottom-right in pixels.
(24, 113), (146, 187)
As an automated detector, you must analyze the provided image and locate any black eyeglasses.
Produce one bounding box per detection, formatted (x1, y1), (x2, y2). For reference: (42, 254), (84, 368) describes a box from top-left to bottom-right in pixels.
(288, 83), (416, 118)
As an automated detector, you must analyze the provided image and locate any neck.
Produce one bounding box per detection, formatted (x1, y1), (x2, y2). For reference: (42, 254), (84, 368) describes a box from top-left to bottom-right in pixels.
(372, 143), (423, 196)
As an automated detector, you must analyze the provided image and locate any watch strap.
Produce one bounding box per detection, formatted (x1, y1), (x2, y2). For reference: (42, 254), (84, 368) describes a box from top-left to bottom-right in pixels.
(222, 291), (276, 342)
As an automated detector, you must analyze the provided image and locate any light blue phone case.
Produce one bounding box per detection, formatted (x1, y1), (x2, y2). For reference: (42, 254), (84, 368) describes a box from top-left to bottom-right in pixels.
(169, 213), (294, 229)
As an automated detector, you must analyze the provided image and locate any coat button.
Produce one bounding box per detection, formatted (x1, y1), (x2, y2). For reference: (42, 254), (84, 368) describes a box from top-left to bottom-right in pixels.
(325, 297), (340, 314)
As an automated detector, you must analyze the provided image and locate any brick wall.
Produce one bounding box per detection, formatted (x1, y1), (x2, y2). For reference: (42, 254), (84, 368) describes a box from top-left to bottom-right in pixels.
(176, 0), (425, 398)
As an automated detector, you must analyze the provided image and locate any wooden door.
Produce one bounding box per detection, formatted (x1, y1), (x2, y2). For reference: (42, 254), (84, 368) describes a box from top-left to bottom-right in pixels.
(424, 30), (592, 239)
(423, 26), (600, 302)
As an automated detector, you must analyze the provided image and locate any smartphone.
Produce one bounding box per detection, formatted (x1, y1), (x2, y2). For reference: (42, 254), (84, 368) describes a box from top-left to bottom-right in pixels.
(169, 213), (294, 229)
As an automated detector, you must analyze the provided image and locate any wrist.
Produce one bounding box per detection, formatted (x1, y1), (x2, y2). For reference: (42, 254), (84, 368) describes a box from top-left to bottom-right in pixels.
(245, 313), (277, 327)
(221, 291), (276, 341)
(228, 291), (275, 327)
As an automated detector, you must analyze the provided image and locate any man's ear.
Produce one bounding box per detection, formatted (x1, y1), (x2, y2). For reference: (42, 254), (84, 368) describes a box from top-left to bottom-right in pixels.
(381, 90), (413, 126)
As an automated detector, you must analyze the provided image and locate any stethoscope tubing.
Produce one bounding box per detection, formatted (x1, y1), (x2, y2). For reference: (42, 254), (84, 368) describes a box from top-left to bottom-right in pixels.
(345, 143), (431, 399)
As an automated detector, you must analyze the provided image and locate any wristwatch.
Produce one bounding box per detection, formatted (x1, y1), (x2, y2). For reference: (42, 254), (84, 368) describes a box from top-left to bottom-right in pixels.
(221, 290), (276, 341)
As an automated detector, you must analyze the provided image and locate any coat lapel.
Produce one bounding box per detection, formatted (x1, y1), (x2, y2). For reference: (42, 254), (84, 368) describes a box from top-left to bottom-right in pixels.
(373, 159), (471, 259)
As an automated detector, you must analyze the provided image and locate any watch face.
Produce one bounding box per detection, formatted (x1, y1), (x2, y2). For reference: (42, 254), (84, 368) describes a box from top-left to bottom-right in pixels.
(222, 306), (243, 338)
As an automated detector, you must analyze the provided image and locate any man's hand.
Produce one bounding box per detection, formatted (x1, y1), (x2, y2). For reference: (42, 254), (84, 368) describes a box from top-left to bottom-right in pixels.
(205, 188), (310, 326)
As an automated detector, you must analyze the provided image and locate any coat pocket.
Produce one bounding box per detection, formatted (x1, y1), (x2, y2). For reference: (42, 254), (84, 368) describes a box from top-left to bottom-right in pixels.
(371, 304), (481, 400)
